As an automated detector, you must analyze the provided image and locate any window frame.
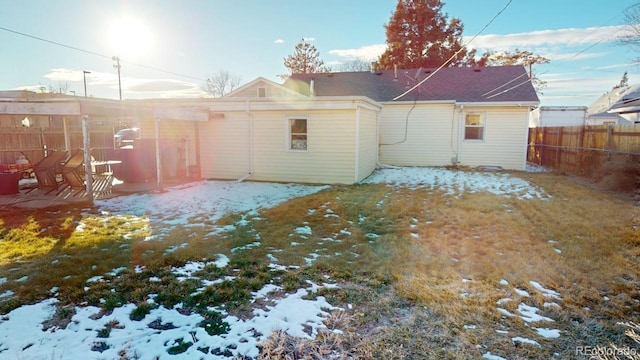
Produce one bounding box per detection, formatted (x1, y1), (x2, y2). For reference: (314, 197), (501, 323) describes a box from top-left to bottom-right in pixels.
(463, 112), (486, 141)
(287, 117), (308, 151)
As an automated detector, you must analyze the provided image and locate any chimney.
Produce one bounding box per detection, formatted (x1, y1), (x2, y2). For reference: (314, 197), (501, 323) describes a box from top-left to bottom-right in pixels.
(394, 64), (398, 80)
(310, 79), (315, 96)
(370, 61), (378, 73)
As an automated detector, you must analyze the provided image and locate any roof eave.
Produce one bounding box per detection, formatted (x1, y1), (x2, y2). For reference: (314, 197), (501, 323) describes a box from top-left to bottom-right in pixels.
(608, 105), (640, 114)
(456, 101), (540, 107)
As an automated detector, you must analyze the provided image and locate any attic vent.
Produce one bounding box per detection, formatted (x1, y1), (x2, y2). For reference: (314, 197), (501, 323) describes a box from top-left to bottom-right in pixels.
(473, 68), (482, 72)
(257, 87), (266, 98)
(424, 70), (431, 74)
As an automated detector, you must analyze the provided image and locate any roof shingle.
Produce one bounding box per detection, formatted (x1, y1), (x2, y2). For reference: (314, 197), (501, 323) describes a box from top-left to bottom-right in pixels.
(285, 65), (539, 103)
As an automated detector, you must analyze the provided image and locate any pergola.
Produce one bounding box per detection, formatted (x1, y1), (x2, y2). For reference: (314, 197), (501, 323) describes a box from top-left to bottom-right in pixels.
(0, 96), (209, 202)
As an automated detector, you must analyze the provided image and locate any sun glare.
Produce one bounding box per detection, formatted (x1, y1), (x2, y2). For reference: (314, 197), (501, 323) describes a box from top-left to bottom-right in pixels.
(108, 17), (151, 58)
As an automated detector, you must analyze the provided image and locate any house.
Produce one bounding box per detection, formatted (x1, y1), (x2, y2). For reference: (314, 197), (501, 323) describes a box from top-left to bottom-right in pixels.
(195, 78), (381, 184)
(0, 65), (540, 190)
(606, 85), (640, 124)
(586, 84), (640, 125)
(284, 65), (539, 172)
(529, 106), (587, 127)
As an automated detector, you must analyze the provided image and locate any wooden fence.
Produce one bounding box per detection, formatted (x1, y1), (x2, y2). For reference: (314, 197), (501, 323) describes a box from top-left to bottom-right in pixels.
(0, 127), (117, 165)
(527, 125), (640, 175)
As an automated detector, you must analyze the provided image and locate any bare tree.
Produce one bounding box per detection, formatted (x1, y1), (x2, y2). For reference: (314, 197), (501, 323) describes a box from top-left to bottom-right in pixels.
(484, 48), (550, 94)
(618, 3), (640, 64)
(46, 82), (69, 94)
(336, 59), (372, 72)
(205, 70), (242, 98)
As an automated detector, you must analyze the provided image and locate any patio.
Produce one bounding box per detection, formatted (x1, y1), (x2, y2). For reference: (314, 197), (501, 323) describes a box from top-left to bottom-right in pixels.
(0, 176), (197, 209)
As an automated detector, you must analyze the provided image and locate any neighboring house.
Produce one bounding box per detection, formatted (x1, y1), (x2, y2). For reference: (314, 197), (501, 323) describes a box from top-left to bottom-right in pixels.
(284, 65), (539, 172)
(529, 106), (587, 127)
(586, 84), (640, 125)
(606, 86), (640, 124)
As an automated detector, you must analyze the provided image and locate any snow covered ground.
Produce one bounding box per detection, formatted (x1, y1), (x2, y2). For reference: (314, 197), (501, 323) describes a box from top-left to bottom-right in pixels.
(0, 166), (553, 359)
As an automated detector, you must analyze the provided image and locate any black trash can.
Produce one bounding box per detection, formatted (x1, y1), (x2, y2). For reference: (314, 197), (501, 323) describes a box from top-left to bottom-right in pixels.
(0, 173), (21, 195)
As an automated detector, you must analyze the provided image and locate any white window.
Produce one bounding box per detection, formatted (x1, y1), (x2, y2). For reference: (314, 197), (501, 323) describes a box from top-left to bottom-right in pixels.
(289, 118), (307, 150)
(464, 113), (485, 140)
(257, 87), (266, 98)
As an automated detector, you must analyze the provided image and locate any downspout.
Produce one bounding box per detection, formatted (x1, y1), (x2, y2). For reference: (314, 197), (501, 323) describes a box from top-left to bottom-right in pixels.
(237, 100), (254, 182)
(375, 107), (380, 167)
(375, 104), (401, 169)
(354, 103), (360, 183)
(457, 104), (464, 165)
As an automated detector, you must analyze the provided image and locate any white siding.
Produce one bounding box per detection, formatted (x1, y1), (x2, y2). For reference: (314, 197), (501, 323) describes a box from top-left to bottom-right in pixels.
(356, 106), (378, 182)
(378, 103), (530, 170)
(458, 106), (529, 170)
(378, 103), (457, 166)
(198, 113), (251, 179)
(250, 110), (356, 184)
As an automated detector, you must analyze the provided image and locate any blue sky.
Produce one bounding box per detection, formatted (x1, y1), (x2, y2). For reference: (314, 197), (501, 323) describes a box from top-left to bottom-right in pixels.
(0, 0), (637, 106)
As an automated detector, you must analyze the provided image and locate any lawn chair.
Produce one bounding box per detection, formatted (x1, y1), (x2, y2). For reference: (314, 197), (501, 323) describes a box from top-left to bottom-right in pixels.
(59, 150), (86, 194)
(32, 150), (69, 193)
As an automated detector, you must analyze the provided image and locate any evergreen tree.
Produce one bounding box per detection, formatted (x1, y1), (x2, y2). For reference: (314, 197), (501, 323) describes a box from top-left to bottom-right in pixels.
(283, 38), (328, 75)
(378, 0), (479, 69)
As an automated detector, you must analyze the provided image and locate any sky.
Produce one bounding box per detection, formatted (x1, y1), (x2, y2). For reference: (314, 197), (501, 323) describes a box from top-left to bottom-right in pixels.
(0, 0), (638, 106)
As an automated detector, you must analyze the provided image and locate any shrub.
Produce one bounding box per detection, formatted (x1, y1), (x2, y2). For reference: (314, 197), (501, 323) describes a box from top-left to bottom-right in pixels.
(592, 153), (640, 193)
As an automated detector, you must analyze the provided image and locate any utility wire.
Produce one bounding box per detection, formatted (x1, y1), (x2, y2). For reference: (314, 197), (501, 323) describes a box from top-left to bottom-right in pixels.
(0, 25), (205, 81)
(393, 0), (513, 101)
(479, 9), (631, 100)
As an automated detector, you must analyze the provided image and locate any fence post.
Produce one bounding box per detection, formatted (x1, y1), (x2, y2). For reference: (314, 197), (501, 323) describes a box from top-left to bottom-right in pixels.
(555, 127), (563, 169)
(578, 126), (585, 175)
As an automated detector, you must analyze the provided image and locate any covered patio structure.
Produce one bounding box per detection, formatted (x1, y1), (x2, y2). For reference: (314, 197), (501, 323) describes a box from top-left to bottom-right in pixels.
(0, 92), (209, 204)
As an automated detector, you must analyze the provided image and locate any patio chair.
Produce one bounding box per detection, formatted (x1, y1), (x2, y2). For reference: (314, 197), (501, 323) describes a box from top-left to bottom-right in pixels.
(60, 150), (86, 192)
(32, 150), (69, 193)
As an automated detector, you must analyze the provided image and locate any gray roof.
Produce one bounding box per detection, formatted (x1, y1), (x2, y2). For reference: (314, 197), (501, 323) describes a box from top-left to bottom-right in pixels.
(587, 84), (639, 116)
(284, 65), (539, 103)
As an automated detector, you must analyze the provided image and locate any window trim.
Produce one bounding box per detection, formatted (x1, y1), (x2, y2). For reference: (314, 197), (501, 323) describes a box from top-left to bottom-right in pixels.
(287, 117), (308, 151)
(463, 112), (486, 141)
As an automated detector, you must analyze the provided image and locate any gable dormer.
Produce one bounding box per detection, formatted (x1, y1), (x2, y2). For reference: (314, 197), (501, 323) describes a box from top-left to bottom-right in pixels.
(224, 77), (308, 99)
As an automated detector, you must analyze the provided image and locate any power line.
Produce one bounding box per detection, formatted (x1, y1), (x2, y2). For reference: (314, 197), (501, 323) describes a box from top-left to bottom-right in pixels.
(393, 0), (513, 101)
(0, 25), (205, 82)
(480, 8), (631, 100)
(0, 25), (111, 60)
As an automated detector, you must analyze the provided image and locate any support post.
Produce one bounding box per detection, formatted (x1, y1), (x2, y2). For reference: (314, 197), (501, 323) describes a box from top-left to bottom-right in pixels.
(62, 117), (70, 151)
(82, 115), (94, 202)
(155, 118), (162, 188)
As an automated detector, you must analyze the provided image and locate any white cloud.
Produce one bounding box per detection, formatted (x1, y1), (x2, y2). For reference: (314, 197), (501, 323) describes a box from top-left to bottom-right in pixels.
(274, 38), (285, 44)
(328, 44), (387, 62)
(43, 68), (116, 84)
(467, 25), (626, 51)
(125, 79), (199, 93)
(43, 68), (86, 82)
(302, 37), (316, 42)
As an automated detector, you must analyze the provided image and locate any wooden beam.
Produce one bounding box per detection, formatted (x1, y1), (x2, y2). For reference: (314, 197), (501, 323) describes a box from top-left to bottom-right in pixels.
(0, 101), (81, 115)
(153, 107), (209, 122)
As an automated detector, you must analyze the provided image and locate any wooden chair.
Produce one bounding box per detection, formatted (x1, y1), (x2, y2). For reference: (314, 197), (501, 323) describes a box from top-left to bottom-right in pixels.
(60, 150), (86, 193)
(32, 150), (69, 193)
